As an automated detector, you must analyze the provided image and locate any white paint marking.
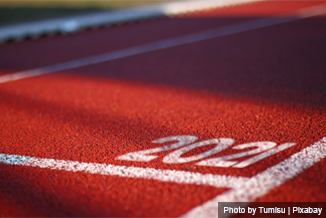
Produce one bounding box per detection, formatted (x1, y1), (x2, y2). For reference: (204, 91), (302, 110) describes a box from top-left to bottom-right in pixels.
(1, 137), (325, 217)
(0, 153), (248, 189)
(196, 141), (277, 167)
(163, 138), (234, 164)
(0, 153), (34, 165)
(117, 137), (296, 167)
(0, 3), (325, 84)
(116, 135), (198, 162)
(180, 137), (326, 218)
(232, 142), (296, 168)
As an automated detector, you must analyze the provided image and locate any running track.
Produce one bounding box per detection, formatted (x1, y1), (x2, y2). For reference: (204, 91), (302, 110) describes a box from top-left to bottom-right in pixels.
(0, 1), (326, 217)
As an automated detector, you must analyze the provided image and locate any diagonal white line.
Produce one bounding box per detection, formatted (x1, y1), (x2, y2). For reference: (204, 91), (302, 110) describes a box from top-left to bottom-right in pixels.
(0, 153), (248, 189)
(180, 136), (326, 218)
(0, 3), (325, 84)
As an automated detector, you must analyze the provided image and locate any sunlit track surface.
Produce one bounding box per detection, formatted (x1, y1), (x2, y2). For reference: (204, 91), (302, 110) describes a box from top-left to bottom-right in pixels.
(1, 1), (326, 217)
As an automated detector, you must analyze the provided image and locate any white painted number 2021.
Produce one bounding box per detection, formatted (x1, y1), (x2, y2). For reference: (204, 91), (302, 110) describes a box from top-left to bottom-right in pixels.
(116, 136), (295, 168)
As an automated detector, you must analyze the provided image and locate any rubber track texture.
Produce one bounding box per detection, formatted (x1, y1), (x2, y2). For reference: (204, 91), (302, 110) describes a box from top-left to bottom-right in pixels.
(0, 1), (325, 217)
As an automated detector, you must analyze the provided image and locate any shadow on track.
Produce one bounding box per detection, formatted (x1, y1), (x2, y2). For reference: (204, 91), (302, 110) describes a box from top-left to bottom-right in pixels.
(1, 15), (325, 109)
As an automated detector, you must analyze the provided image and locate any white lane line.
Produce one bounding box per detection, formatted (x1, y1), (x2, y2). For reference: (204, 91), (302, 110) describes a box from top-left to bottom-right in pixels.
(1, 136), (325, 217)
(180, 136), (326, 218)
(0, 3), (325, 84)
(0, 153), (248, 189)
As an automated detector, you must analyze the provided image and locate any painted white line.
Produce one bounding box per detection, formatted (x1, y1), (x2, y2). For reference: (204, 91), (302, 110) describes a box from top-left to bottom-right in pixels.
(0, 0), (262, 43)
(0, 3), (325, 84)
(0, 153), (248, 188)
(1, 136), (325, 217)
(180, 136), (326, 218)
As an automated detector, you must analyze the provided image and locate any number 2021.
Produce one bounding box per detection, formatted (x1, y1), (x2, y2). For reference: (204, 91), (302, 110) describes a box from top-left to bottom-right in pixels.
(116, 136), (295, 168)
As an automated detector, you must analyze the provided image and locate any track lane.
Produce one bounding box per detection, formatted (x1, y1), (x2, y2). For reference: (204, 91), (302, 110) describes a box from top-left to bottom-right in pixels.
(0, 1), (324, 73)
(1, 0), (326, 217)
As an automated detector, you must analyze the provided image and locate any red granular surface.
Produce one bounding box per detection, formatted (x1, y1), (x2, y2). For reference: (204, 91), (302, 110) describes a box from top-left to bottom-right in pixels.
(0, 0), (325, 216)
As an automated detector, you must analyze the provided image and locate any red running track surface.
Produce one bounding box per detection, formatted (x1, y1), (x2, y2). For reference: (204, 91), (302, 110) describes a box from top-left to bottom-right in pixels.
(0, 0), (326, 217)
